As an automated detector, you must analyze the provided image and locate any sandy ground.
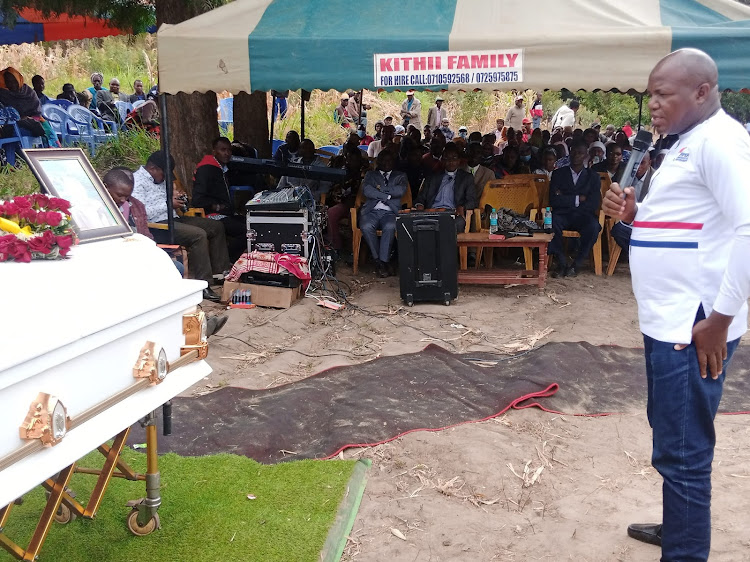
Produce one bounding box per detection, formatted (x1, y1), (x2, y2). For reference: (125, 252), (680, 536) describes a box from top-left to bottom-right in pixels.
(197, 259), (750, 561)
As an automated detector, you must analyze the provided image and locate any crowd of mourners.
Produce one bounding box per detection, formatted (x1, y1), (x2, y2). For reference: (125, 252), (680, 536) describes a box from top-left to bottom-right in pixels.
(90, 91), (690, 298)
(0, 67), (160, 155)
(5, 77), (738, 293)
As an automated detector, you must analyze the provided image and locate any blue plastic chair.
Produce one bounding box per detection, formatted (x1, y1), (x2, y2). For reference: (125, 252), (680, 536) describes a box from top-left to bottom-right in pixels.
(3, 106), (44, 149)
(218, 97), (233, 132)
(319, 145), (341, 156)
(271, 138), (284, 155)
(47, 99), (74, 110)
(115, 101), (134, 125)
(42, 104), (96, 154)
(67, 105), (117, 148)
(0, 107), (22, 166)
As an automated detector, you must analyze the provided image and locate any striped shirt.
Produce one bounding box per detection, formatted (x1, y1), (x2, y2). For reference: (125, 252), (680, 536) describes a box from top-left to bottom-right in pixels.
(630, 110), (750, 343)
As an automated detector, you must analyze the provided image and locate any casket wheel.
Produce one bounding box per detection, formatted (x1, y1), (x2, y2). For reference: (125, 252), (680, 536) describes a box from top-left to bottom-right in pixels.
(55, 503), (76, 524)
(126, 509), (160, 536)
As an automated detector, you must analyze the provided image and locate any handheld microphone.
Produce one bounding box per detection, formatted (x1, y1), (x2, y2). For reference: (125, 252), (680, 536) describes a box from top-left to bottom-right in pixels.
(619, 129), (653, 192)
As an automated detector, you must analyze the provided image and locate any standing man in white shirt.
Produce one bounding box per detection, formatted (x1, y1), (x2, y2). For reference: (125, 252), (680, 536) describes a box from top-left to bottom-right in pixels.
(604, 49), (750, 561)
(505, 95), (525, 131)
(427, 96), (447, 130)
(400, 90), (422, 132)
(550, 99), (579, 129)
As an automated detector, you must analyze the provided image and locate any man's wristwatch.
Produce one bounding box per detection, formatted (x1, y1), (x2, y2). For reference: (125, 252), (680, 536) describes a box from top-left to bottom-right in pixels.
(387, 194), (391, 200)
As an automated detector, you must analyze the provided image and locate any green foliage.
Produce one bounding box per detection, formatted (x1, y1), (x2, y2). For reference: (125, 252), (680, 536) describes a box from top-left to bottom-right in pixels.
(0, 35), (158, 98)
(721, 91), (750, 124)
(0, 161), (38, 200)
(575, 91), (650, 129)
(0, 0), (155, 33)
(89, 128), (161, 176)
(0, 130), (159, 201)
(4, 448), (357, 561)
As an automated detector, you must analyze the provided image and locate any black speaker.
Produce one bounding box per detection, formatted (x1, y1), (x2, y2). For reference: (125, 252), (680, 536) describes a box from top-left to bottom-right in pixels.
(396, 211), (458, 306)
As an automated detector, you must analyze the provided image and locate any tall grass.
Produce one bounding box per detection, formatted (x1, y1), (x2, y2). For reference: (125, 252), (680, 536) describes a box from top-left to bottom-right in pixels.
(0, 130), (159, 200)
(0, 35), (157, 98)
(89, 129), (160, 176)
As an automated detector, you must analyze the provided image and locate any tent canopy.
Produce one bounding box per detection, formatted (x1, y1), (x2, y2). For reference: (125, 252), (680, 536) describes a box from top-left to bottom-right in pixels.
(157, 0), (750, 95)
(0, 7), (153, 45)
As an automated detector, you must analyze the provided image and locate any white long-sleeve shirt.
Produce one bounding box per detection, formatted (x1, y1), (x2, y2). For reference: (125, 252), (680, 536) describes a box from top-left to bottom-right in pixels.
(630, 109), (750, 343)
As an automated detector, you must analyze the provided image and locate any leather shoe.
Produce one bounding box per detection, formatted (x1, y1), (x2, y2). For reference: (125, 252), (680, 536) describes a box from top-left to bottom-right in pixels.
(206, 314), (228, 337)
(375, 260), (389, 278)
(550, 264), (566, 278)
(202, 287), (221, 302)
(627, 523), (662, 546)
(565, 265), (578, 278)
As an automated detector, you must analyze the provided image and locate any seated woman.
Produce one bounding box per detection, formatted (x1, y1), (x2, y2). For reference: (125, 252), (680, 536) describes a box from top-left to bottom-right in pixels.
(0, 67), (57, 147)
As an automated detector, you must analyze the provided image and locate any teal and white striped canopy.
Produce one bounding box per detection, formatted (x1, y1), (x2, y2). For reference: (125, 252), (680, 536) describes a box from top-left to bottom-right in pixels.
(157, 0), (750, 94)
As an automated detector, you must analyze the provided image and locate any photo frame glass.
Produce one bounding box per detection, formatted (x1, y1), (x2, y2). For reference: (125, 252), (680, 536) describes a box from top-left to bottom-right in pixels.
(23, 148), (132, 243)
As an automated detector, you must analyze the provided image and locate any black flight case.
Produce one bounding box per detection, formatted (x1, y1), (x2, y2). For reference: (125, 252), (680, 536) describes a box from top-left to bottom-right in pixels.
(396, 210), (458, 306)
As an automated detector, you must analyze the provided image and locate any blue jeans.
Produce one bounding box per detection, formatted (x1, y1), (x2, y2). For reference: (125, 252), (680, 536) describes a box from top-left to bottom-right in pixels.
(644, 308), (740, 561)
(532, 116), (541, 130)
(360, 208), (396, 263)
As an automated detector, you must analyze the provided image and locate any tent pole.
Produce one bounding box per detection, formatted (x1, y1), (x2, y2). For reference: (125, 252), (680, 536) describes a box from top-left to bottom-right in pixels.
(270, 93), (276, 147)
(160, 93), (175, 246)
(637, 94), (643, 131)
(301, 90), (306, 140)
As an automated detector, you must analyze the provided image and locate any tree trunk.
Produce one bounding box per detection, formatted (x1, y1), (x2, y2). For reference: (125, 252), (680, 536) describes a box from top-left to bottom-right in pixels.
(156, 0), (218, 194)
(233, 92), (270, 158)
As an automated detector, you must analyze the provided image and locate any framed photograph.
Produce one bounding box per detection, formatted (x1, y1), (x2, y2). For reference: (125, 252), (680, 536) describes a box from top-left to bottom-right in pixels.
(23, 148), (132, 243)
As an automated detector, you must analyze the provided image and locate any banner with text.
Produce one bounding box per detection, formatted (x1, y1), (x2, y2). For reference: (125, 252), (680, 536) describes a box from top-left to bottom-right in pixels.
(374, 49), (523, 89)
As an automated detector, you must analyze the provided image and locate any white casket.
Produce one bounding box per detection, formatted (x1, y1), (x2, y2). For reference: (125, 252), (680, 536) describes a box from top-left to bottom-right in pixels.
(0, 234), (212, 509)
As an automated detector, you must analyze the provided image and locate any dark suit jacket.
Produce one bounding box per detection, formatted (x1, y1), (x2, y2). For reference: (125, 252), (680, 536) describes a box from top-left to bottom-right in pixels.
(361, 169), (408, 215)
(549, 166), (601, 215)
(591, 160), (624, 183)
(636, 167), (653, 202)
(415, 168), (477, 210)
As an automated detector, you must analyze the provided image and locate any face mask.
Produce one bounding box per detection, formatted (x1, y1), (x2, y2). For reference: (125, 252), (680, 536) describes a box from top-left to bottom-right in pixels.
(591, 156), (601, 164)
(520, 155), (531, 162)
(459, 132), (467, 138)
(357, 130), (365, 138)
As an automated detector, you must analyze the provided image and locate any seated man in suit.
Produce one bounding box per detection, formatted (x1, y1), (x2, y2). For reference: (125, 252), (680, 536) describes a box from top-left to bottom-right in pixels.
(414, 142), (476, 233)
(549, 138), (602, 278)
(610, 151), (653, 251)
(462, 142), (495, 202)
(360, 149), (408, 278)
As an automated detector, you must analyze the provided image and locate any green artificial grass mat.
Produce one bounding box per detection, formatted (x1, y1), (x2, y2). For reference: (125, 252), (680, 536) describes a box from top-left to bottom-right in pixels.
(2, 448), (357, 562)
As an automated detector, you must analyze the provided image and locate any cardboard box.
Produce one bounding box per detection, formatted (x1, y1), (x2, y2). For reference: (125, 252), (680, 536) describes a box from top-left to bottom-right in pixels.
(221, 281), (303, 309)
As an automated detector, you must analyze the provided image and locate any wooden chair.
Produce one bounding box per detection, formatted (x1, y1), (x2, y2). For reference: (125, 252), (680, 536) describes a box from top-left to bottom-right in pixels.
(473, 179), (538, 269)
(533, 172), (610, 276)
(350, 184), (412, 274)
(596, 172), (625, 276)
(530, 173), (550, 211)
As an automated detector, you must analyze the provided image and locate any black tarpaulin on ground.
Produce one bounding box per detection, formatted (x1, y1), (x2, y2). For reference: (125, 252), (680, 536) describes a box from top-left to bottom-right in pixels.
(128, 342), (750, 464)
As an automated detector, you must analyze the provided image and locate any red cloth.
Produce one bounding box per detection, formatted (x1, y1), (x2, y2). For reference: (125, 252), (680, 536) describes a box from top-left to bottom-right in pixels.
(227, 251), (311, 289)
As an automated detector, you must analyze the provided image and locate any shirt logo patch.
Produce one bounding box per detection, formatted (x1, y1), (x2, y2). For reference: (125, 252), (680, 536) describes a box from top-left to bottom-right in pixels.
(675, 147), (689, 162)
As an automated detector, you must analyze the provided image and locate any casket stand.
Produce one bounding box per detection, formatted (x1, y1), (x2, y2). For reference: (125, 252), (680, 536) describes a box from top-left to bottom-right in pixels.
(0, 233), (212, 560)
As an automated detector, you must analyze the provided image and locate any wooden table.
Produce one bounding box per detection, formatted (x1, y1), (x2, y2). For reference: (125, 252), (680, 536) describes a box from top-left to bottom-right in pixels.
(456, 232), (553, 290)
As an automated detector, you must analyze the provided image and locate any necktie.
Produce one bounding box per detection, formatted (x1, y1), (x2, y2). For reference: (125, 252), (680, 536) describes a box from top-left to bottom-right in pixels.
(382, 172), (389, 186)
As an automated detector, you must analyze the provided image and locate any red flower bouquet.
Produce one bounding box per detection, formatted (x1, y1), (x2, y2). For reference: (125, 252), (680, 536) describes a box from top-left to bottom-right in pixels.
(0, 194), (76, 263)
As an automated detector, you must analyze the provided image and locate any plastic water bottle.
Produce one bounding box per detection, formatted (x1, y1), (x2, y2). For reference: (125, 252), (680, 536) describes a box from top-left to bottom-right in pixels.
(489, 208), (498, 234)
(543, 207), (552, 233)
